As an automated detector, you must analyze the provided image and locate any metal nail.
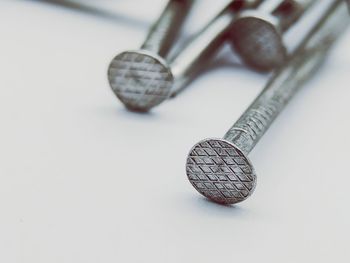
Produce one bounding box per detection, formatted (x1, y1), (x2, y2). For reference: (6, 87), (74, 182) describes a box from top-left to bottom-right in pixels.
(186, 0), (349, 205)
(108, 0), (194, 112)
(170, 0), (262, 97)
(108, 0), (263, 112)
(231, 0), (317, 71)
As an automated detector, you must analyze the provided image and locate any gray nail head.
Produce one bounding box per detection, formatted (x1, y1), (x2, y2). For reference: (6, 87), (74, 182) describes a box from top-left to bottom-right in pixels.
(230, 13), (287, 71)
(186, 138), (257, 205)
(108, 50), (174, 112)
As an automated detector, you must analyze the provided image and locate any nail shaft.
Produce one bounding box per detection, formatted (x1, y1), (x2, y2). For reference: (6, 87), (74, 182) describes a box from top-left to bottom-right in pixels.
(141, 0), (194, 56)
(170, 0), (263, 96)
(225, 0), (349, 155)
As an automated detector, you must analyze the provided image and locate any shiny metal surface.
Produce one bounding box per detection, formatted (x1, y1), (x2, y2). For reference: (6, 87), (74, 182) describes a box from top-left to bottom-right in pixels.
(231, 0), (316, 71)
(108, 50), (174, 111)
(186, 0), (349, 205)
(170, 0), (262, 96)
(110, 0), (262, 111)
(141, 0), (194, 56)
(108, 0), (193, 112)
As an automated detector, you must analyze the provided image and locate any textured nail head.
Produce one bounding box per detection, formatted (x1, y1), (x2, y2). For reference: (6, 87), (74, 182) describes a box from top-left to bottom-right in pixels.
(231, 15), (287, 71)
(186, 138), (257, 205)
(108, 50), (174, 112)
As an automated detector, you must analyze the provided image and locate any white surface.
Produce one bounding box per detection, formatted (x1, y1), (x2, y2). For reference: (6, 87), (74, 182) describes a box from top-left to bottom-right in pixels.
(0, 1), (350, 262)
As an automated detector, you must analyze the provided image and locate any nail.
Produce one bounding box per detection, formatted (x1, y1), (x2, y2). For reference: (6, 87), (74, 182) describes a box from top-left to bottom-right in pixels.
(108, 0), (194, 112)
(108, 0), (263, 112)
(231, 0), (317, 71)
(186, 0), (349, 205)
(170, 0), (262, 97)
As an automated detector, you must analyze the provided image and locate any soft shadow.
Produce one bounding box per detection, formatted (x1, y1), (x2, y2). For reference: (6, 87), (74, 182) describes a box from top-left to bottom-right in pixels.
(93, 104), (166, 122)
(116, 107), (160, 120)
(185, 195), (251, 218)
(28, 0), (148, 29)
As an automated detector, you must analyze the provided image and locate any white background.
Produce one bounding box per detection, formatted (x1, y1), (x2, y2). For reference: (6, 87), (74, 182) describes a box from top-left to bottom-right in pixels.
(0, 0), (349, 262)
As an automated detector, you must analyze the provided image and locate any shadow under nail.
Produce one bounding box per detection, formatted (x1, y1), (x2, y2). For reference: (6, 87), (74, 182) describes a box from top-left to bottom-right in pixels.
(184, 195), (251, 218)
(92, 104), (166, 123)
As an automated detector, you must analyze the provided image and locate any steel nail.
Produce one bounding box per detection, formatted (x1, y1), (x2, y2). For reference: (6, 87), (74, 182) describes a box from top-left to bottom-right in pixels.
(108, 0), (263, 112)
(186, 0), (349, 205)
(231, 0), (317, 71)
(108, 0), (194, 112)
